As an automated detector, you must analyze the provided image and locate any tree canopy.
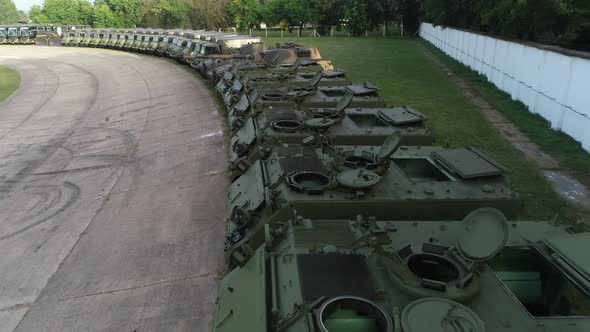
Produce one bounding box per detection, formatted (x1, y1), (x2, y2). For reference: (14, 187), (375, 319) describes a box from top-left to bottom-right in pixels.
(0, 0), (20, 24)
(24, 0), (589, 50)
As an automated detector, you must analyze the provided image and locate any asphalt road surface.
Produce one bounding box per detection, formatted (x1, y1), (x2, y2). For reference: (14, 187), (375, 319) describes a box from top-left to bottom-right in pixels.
(0, 46), (228, 331)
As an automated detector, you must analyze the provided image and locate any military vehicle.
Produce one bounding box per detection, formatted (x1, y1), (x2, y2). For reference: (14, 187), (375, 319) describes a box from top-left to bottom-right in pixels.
(115, 30), (131, 49)
(0, 28), (7, 44)
(139, 30), (161, 53)
(61, 31), (76, 46)
(79, 30), (96, 47)
(155, 31), (179, 56)
(70, 30), (87, 47)
(224, 81), (385, 132)
(225, 133), (521, 263)
(107, 30), (124, 49)
(6, 27), (18, 44)
(123, 30), (143, 51)
(145, 30), (165, 54)
(168, 33), (197, 61)
(97, 29), (115, 48)
(166, 33), (194, 59)
(227, 93), (433, 180)
(188, 35), (263, 74)
(17, 27), (34, 44)
(215, 207), (590, 332)
(131, 32), (150, 52)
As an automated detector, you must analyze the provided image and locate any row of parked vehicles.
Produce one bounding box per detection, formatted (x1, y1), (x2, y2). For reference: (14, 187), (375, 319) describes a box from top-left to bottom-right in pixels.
(60, 28), (262, 68)
(0, 26), (34, 45)
(9, 27), (590, 332)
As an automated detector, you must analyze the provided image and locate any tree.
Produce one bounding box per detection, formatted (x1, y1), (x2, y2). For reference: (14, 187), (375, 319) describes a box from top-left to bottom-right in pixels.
(0, 0), (20, 24)
(143, 0), (191, 28)
(343, 0), (368, 36)
(230, 0), (263, 30)
(93, 1), (118, 27)
(29, 4), (50, 23)
(265, 0), (316, 34)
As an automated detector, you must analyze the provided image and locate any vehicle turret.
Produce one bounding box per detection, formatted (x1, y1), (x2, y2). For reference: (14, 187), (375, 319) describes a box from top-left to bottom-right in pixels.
(225, 133), (522, 262)
(227, 92), (433, 180)
(216, 208), (590, 332)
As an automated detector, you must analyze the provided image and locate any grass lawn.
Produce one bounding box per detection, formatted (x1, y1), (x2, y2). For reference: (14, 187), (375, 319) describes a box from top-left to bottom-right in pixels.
(264, 36), (585, 221)
(0, 65), (20, 103)
(421, 41), (590, 192)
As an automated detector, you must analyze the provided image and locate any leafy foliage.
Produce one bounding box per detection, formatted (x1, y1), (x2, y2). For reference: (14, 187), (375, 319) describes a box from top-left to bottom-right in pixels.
(0, 0), (19, 24)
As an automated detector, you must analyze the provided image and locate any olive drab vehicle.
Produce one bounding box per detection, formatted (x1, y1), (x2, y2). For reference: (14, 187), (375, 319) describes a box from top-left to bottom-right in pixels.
(155, 31), (178, 56)
(224, 133), (521, 264)
(167, 33), (194, 59)
(7, 27), (18, 44)
(123, 30), (142, 51)
(131, 31), (149, 52)
(61, 31), (76, 46)
(106, 30), (123, 49)
(139, 30), (160, 53)
(71, 30), (87, 47)
(214, 207), (590, 332)
(97, 30), (114, 48)
(115, 30), (131, 49)
(80, 30), (95, 47)
(18, 27), (34, 44)
(146, 30), (165, 54)
(0, 28), (7, 44)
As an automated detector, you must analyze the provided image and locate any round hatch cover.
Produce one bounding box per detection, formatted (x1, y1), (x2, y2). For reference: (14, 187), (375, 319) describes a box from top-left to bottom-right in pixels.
(336, 169), (381, 189)
(304, 117), (335, 129)
(335, 92), (354, 112)
(457, 207), (509, 262)
(377, 131), (402, 161)
(401, 298), (485, 332)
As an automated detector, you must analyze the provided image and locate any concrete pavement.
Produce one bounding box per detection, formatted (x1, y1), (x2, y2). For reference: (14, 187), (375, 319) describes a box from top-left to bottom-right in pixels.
(0, 46), (227, 331)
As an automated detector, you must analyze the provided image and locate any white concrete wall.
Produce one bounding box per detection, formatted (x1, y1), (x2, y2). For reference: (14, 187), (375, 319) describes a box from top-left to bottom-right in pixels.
(420, 23), (590, 152)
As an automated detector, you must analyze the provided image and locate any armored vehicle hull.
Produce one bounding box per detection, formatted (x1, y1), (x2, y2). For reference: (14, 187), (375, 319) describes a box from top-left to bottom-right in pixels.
(216, 208), (590, 332)
(225, 139), (521, 261)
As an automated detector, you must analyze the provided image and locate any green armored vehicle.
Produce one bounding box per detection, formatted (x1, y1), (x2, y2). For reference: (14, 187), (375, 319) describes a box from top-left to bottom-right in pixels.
(155, 31), (179, 56)
(166, 33), (194, 59)
(17, 27), (34, 44)
(106, 30), (124, 49)
(115, 30), (131, 49)
(130, 32), (147, 52)
(0, 28), (7, 44)
(61, 31), (76, 46)
(139, 30), (161, 53)
(145, 30), (165, 54)
(215, 207), (590, 331)
(89, 29), (103, 47)
(225, 133), (521, 261)
(79, 30), (96, 47)
(97, 29), (114, 48)
(224, 81), (385, 132)
(6, 27), (18, 44)
(123, 30), (143, 51)
(70, 30), (87, 47)
(228, 93), (433, 179)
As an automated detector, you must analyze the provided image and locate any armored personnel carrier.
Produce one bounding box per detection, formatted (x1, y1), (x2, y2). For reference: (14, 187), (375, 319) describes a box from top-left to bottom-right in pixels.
(61, 31), (76, 46)
(0, 27), (7, 44)
(79, 30), (95, 47)
(130, 31), (148, 52)
(115, 30), (131, 49)
(225, 133), (521, 263)
(106, 30), (124, 49)
(70, 30), (87, 47)
(18, 27), (34, 45)
(227, 93), (433, 179)
(215, 207), (590, 331)
(224, 80), (385, 132)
